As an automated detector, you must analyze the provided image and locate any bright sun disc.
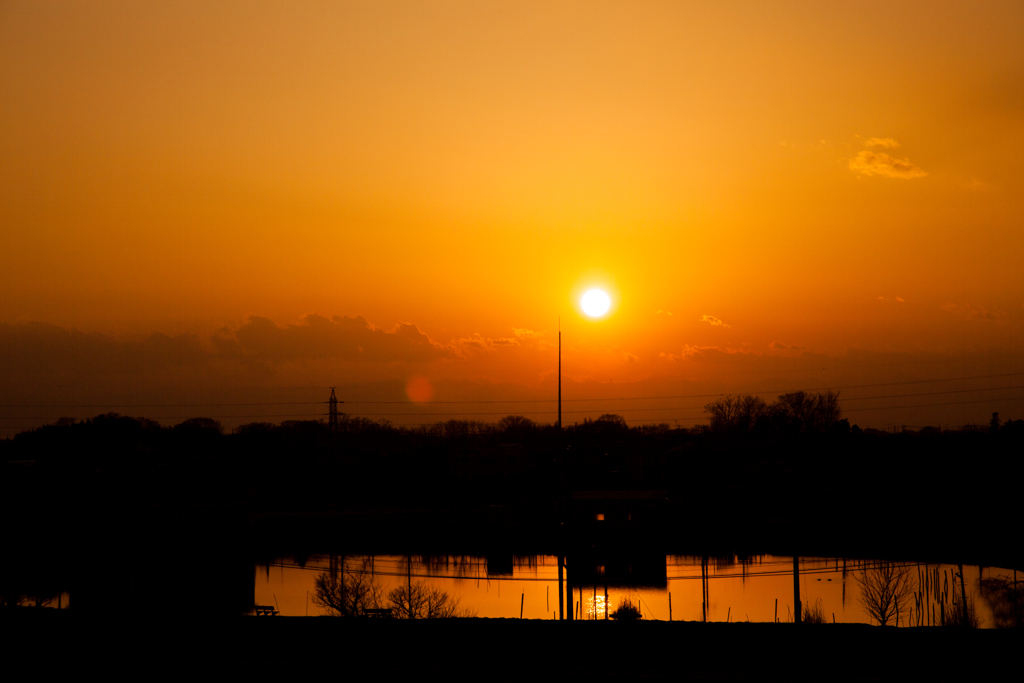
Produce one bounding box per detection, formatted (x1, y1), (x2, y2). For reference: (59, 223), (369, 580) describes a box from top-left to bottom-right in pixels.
(581, 289), (611, 317)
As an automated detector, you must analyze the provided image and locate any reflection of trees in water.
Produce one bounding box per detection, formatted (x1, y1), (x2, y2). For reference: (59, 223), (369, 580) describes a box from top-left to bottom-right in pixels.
(312, 560), (474, 618)
(610, 598), (641, 620)
(1, 592), (59, 609)
(803, 598), (826, 624)
(387, 583), (475, 619)
(980, 577), (1023, 628)
(312, 561), (385, 617)
(856, 561), (916, 626)
(415, 555), (487, 580)
(514, 555), (539, 570)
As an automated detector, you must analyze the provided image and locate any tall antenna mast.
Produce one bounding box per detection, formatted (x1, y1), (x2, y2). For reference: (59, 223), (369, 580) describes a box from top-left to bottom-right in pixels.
(558, 318), (561, 430)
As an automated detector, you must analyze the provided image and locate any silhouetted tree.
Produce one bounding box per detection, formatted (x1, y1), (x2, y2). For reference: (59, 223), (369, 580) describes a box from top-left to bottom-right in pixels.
(704, 395), (741, 434)
(312, 564), (385, 617)
(596, 414), (628, 428)
(703, 395), (767, 434)
(856, 561), (915, 626)
(386, 582), (473, 619)
(497, 415), (535, 441)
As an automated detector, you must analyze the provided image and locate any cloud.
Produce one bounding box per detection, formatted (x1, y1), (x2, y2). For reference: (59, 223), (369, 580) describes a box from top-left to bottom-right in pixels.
(511, 328), (544, 340)
(700, 315), (731, 328)
(0, 315), (450, 384)
(865, 137), (901, 148)
(895, 297), (905, 303)
(849, 150), (927, 179)
(449, 327), (552, 356)
(0, 321), (208, 376)
(941, 302), (1003, 321)
(660, 344), (746, 362)
(654, 310), (673, 316)
(624, 352), (640, 363)
(770, 342), (807, 351)
(231, 314), (448, 363)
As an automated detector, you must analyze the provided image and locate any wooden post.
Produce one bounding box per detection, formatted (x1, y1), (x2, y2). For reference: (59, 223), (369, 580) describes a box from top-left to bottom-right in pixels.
(793, 555), (802, 625)
(669, 592), (672, 621)
(520, 593), (524, 619)
(775, 598), (778, 623)
(605, 585), (608, 619)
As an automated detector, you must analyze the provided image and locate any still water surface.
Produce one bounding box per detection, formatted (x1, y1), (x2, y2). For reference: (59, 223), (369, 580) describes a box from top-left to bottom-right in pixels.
(255, 554), (1014, 626)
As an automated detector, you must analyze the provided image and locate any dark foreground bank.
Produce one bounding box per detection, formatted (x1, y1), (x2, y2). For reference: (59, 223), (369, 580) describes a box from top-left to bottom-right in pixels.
(4, 609), (1019, 680)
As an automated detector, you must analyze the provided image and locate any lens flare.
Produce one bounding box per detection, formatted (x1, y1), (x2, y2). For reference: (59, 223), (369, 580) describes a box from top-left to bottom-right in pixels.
(405, 375), (434, 403)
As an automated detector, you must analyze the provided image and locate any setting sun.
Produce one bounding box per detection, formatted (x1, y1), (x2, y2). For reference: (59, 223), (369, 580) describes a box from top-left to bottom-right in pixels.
(581, 289), (611, 318)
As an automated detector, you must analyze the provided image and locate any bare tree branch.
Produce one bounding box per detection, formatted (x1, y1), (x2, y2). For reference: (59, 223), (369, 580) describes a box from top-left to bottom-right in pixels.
(855, 560), (916, 626)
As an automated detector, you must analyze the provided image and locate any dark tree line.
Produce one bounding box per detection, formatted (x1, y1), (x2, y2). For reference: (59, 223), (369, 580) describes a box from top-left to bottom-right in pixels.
(703, 391), (845, 436)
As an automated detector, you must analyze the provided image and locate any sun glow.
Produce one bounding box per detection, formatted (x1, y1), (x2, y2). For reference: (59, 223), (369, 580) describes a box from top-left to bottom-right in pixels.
(581, 289), (611, 317)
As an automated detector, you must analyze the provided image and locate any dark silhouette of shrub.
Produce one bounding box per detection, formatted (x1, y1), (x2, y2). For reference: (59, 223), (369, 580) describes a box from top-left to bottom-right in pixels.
(610, 598), (642, 620)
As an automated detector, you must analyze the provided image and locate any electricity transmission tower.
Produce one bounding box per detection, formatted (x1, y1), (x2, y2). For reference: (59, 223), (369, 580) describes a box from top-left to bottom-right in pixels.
(328, 387), (341, 431)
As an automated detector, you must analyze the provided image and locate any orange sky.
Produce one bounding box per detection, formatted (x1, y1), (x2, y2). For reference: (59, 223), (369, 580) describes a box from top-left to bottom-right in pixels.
(2, 1), (1022, 431)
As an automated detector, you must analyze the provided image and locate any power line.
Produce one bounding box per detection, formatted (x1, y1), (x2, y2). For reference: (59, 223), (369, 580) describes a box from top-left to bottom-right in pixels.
(2, 391), (1022, 423)
(844, 395), (1024, 413)
(2, 370), (1022, 409)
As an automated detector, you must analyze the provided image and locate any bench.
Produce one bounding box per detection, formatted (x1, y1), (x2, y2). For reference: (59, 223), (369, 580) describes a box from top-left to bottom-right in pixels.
(254, 605), (279, 616)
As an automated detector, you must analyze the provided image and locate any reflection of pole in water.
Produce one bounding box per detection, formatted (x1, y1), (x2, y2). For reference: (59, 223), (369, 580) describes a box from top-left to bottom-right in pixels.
(842, 558), (846, 607)
(557, 555), (564, 620)
(701, 555), (707, 622)
(793, 556), (802, 625)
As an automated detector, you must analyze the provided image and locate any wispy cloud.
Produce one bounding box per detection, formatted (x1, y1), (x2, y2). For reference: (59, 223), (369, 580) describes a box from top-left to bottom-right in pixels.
(700, 314), (730, 328)
(660, 344), (746, 362)
(865, 137), (901, 148)
(849, 150), (927, 179)
(770, 341), (806, 351)
(450, 327), (551, 356)
(941, 302), (1004, 321)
